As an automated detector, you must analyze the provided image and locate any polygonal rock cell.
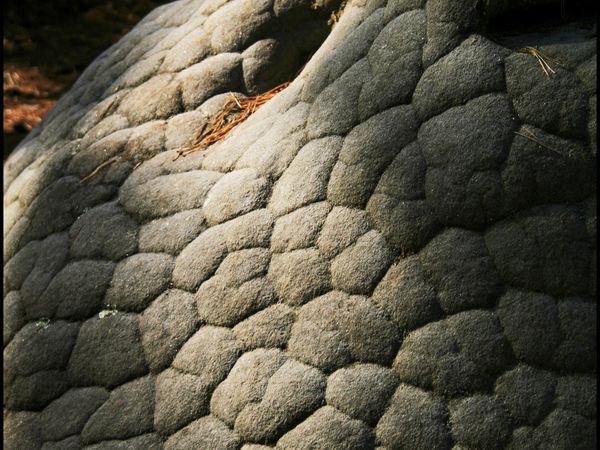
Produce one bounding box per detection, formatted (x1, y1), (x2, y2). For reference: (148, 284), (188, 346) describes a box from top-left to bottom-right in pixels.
(503, 426), (540, 450)
(367, 195), (438, 255)
(212, 349), (288, 427)
(9, 229), (69, 282)
(69, 201), (138, 260)
(172, 326), (241, 388)
(553, 297), (597, 372)
(376, 383), (451, 450)
(154, 368), (211, 435)
(241, 445), (272, 450)
(267, 248), (331, 306)
(234, 359), (327, 443)
(203, 168), (271, 226)
(418, 94), (516, 228)
(81, 376), (155, 444)
(67, 313), (147, 388)
(173, 209), (274, 290)
(420, 228), (503, 314)
(373, 142), (428, 201)
(555, 375), (597, 419)
(270, 202), (330, 253)
(117, 73), (182, 125)
(501, 127), (595, 210)
(446, 309), (514, 376)
(12, 233), (70, 318)
(328, 105), (418, 208)
(359, 10), (426, 118)
(165, 415), (241, 450)
(119, 169), (222, 221)
(104, 253), (174, 312)
(197, 248), (276, 326)
(316, 206), (371, 258)
(206, 0), (273, 53)
(139, 209), (206, 255)
(122, 120), (169, 167)
(497, 289), (561, 367)
(177, 53), (243, 109)
(75, 111), (129, 149)
(306, 58), (370, 139)
(138, 289), (200, 373)
(505, 52), (588, 140)
(6, 141), (63, 210)
(393, 320), (458, 390)
(331, 230), (394, 295)
(3, 291), (25, 345)
(301, 6), (381, 102)
(422, 0), (483, 65)
(582, 195), (595, 247)
(413, 35), (506, 120)
(4, 411), (42, 450)
(119, 138), (205, 185)
(4, 321), (79, 383)
(277, 406), (375, 450)
(38, 260), (115, 320)
(3, 237), (44, 294)
(575, 54), (596, 94)
(4, 370), (70, 411)
(17, 176), (115, 248)
(394, 311), (502, 397)
(326, 363), (399, 425)
(288, 291), (399, 372)
(367, 142), (437, 253)
(590, 248), (597, 298)
(449, 395), (512, 450)
(173, 225), (229, 290)
(39, 387), (109, 442)
(431, 352), (489, 398)
(495, 365), (556, 426)
(269, 136), (343, 217)
(588, 95), (597, 154)
(235, 104), (309, 180)
(232, 304), (296, 350)
(165, 110), (205, 151)
(372, 256), (442, 332)
(534, 409), (597, 450)
(160, 28), (210, 73)
(83, 434), (163, 450)
(41, 435), (82, 450)
(485, 205), (591, 297)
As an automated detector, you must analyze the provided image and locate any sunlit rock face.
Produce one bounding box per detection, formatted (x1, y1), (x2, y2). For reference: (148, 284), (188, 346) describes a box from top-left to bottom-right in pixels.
(3, 0), (596, 449)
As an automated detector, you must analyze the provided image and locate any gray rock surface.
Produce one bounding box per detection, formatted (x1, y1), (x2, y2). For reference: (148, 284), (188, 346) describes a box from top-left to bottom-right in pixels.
(3, 0), (596, 448)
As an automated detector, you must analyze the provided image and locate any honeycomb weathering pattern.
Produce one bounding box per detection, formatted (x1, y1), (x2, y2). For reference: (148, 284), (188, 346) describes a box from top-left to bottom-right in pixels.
(3, 0), (597, 448)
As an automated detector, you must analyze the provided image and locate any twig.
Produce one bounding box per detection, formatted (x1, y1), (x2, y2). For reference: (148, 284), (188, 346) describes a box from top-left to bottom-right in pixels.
(80, 157), (116, 183)
(515, 127), (562, 155)
(229, 93), (242, 109)
(519, 47), (560, 76)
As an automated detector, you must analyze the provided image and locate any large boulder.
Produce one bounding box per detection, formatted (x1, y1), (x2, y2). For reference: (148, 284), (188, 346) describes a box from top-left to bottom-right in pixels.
(4, 0), (596, 449)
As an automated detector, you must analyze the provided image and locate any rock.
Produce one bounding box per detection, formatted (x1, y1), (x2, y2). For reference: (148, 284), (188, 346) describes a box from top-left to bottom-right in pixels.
(3, 0), (596, 448)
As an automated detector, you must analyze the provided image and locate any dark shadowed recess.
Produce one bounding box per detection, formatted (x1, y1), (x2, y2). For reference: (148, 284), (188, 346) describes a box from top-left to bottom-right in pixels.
(483, 0), (597, 47)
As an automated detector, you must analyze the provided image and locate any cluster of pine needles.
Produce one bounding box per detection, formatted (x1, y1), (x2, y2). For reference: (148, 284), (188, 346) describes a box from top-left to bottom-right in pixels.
(519, 46), (560, 76)
(175, 81), (290, 159)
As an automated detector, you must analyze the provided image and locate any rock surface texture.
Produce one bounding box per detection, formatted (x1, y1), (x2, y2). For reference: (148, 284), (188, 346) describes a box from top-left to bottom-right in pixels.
(3, 0), (597, 449)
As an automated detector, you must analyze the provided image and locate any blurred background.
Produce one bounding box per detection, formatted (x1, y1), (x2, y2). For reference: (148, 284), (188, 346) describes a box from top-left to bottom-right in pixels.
(3, 0), (173, 159)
